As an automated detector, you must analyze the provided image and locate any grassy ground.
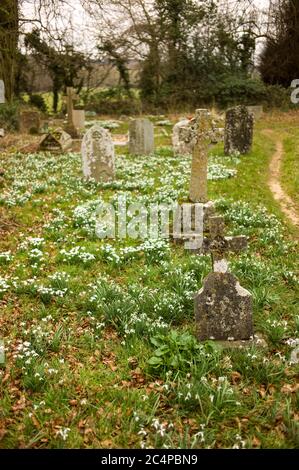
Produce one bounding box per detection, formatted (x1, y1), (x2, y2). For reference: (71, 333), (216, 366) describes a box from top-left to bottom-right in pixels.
(262, 111), (299, 212)
(0, 114), (298, 449)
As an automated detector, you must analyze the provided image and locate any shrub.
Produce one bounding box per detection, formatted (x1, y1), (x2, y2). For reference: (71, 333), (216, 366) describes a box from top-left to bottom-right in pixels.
(0, 101), (19, 131)
(83, 86), (140, 115)
(29, 94), (47, 113)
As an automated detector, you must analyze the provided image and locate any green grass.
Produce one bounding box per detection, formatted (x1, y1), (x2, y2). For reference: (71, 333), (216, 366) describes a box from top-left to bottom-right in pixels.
(0, 114), (298, 449)
(282, 129), (299, 210)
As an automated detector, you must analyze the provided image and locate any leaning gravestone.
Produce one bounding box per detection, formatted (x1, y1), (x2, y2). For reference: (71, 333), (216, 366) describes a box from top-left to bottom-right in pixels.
(129, 118), (154, 155)
(224, 105), (254, 155)
(20, 110), (41, 134)
(39, 128), (72, 153)
(195, 216), (253, 341)
(81, 124), (115, 182)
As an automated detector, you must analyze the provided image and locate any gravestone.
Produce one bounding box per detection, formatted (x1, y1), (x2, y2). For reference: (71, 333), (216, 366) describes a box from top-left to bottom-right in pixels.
(39, 128), (72, 153)
(73, 109), (85, 132)
(170, 110), (216, 249)
(247, 105), (263, 121)
(0, 80), (5, 104)
(195, 216), (253, 341)
(81, 124), (115, 182)
(129, 118), (154, 155)
(172, 118), (193, 155)
(172, 112), (224, 156)
(224, 105), (254, 155)
(20, 110), (41, 134)
(189, 109), (211, 203)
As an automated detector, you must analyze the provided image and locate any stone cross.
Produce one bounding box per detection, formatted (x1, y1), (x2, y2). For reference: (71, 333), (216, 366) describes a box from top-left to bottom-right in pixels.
(0, 80), (5, 104)
(195, 215), (253, 341)
(189, 109), (211, 203)
(206, 216), (248, 273)
(64, 87), (79, 136)
(224, 105), (254, 155)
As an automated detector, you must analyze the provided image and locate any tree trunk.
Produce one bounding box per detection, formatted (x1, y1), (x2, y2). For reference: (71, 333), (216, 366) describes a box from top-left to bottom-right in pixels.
(0, 0), (19, 102)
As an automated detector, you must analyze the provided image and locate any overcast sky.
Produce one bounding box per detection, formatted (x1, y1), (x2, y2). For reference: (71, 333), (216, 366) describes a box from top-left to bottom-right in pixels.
(22, 0), (271, 54)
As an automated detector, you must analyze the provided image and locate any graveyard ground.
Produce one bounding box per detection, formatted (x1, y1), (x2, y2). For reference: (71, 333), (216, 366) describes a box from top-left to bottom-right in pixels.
(0, 112), (298, 449)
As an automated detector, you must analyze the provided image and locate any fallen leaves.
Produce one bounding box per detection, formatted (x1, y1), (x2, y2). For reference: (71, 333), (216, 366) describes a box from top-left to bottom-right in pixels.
(252, 436), (261, 448)
(230, 371), (242, 385)
(11, 395), (26, 413)
(281, 383), (299, 394)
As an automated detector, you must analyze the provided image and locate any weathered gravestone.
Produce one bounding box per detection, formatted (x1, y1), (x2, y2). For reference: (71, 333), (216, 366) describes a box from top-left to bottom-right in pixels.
(39, 128), (72, 153)
(172, 111), (224, 156)
(224, 105), (254, 155)
(195, 216), (253, 341)
(0, 80), (5, 104)
(247, 105), (263, 121)
(189, 109), (211, 204)
(20, 110), (40, 134)
(172, 118), (193, 155)
(171, 110), (215, 249)
(129, 118), (154, 155)
(81, 124), (115, 182)
(73, 109), (85, 132)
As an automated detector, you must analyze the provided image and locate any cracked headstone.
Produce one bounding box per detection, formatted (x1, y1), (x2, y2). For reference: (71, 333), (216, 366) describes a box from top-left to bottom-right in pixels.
(224, 105), (254, 155)
(81, 124), (115, 182)
(195, 216), (253, 341)
(129, 118), (154, 155)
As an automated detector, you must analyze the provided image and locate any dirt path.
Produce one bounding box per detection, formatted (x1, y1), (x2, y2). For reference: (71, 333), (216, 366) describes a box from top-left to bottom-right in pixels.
(263, 129), (299, 229)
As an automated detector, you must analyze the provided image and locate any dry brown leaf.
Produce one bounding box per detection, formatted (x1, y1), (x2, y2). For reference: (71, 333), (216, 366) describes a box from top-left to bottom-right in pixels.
(259, 387), (267, 399)
(12, 395), (26, 412)
(31, 415), (40, 429)
(252, 436), (261, 448)
(281, 383), (299, 394)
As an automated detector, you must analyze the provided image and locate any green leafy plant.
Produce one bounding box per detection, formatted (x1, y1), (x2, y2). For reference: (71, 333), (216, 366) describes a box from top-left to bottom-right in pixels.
(147, 330), (219, 376)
